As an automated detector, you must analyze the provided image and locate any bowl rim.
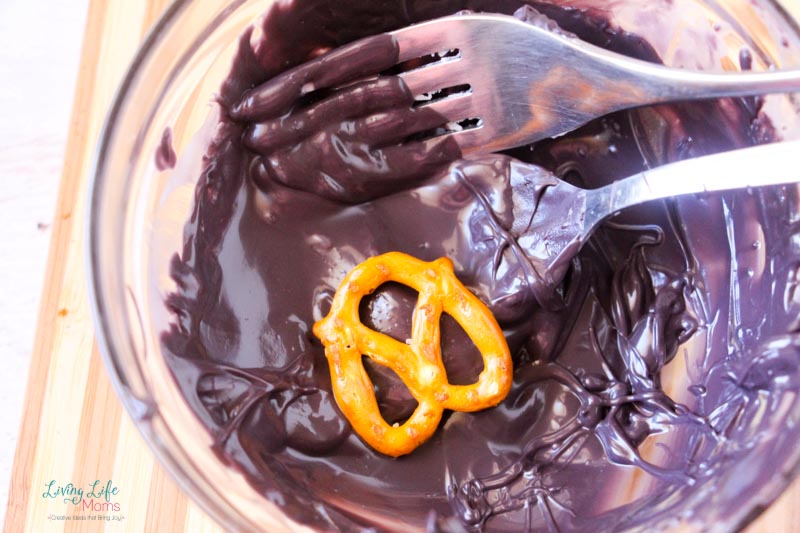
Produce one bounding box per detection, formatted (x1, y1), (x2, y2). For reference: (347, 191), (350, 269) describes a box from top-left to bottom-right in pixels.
(85, 0), (800, 531)
(84, 1), (290, 531)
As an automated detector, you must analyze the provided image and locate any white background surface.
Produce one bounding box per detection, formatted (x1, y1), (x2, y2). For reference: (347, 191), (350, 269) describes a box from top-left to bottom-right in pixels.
(0, 0), (90, 526)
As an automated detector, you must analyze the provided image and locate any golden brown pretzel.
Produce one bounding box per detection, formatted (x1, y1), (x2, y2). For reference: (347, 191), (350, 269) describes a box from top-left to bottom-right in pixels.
(312, 251), (512, 457)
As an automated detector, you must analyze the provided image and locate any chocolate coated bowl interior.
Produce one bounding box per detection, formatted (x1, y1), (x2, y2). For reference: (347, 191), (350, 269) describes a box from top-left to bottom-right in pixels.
(88, 0), (800, 531)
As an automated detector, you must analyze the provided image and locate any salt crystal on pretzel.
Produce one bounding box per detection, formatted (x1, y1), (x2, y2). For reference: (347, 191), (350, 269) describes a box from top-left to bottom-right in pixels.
(313, 251), (513, 457)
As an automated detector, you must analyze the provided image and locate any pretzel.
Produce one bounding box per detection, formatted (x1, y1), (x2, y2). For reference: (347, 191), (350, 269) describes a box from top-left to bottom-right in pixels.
(312, 251), (512, 457)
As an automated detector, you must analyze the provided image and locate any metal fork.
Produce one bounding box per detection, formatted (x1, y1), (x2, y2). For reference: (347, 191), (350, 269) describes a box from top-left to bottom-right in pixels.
(393, 14), (800, 154)
(526, 140), (800, 290)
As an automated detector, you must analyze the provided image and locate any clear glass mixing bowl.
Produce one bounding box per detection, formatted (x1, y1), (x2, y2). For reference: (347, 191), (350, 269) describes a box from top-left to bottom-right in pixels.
(87, 0), (800, 531)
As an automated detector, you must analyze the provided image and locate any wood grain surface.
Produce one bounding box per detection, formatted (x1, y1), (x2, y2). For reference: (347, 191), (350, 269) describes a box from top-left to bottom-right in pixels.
(3, 0), (222, 531)
(3, 0), (800, 531)
(0, 1), (89, 520)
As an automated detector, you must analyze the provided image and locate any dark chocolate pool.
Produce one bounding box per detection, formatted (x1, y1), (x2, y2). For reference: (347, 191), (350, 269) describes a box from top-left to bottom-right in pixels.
(159, 0), (800, 530)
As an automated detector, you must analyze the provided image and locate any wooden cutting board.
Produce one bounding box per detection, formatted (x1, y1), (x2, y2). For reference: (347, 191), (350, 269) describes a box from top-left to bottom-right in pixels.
(2, 0), (224, 531)
(3, 0), (800, 531)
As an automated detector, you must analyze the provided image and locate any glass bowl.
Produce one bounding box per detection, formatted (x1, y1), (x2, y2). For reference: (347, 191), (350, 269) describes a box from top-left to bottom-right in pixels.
(87, 0), (800, 531)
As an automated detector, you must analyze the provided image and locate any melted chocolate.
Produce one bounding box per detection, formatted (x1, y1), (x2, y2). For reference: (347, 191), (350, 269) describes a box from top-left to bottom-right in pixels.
(161, 1), (800, 531)
(155, 127), (177, 171)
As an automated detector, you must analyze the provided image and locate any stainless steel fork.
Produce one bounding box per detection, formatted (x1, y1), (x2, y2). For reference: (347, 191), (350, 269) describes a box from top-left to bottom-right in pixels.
(526, 140), (800, 288)
(392, 14), (800, 154)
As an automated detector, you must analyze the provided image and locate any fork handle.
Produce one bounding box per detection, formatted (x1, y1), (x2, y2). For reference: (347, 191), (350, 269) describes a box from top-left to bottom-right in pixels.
(583, 140), (800, 237)
(660, 68), (800, 100)
(595, 49), (800, 103)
